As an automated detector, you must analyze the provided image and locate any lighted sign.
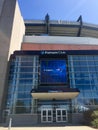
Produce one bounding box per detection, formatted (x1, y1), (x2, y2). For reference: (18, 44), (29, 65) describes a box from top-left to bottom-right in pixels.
(40, 59), (67, 84)
(41, 51), (66, 55)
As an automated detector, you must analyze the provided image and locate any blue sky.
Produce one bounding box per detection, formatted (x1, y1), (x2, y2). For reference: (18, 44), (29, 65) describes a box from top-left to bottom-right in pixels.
(18, 0), (98, 24)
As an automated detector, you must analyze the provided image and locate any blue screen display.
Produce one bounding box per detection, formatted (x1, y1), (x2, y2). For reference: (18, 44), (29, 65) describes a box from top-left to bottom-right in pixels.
(40, 59), (67, 84)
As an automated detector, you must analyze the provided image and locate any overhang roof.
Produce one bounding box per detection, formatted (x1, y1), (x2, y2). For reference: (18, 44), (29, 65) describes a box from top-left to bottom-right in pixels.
(31, 87), (80, 100)
(31, 92), (79, 100)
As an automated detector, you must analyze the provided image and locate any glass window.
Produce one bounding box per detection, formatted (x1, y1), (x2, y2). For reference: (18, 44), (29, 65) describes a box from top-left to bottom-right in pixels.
(78, 56), (86, 60)
(92, 92), (98, 98)
(95, 67), (98, 71)
(77, 98), (84, 105)
(88, 67), (96, 72)
(87, 56), (94, 60)
(16, 99), (31, 106)
(21, 56), (34, 62)
(94, 99), (98, 105)
(79, 61), (87, 66)
(17, 92), (31, 99)
(72, 56), (79, 60)
(15, 106), (31, 114)
(68, 55), (98, 109)
(94, 61), (98, 65)
(91, 85), (98, 90)
(19, 73), (33, 79)
(19, 79), (33, 84)
(87, 61), (95, 66)
(20, 67), (33, 73)
(75, 78), (90, 85)
(6, 55), (39, 114)
(73, 67), (80, 72)
(83, 85), (91, 90)
(73, 61), (80, 66)
(94, 56), (98, 61)
(17, 85), (32, 92)
(90, 78), (98, 85)
(84, 92), (93, 98)
(80, 67), (88, 71)
(20, 62), (33, 66)
(84, 98), (94, 105)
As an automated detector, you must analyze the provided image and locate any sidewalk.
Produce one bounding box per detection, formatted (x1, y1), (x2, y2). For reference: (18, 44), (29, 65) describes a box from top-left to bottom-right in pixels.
(0, 126), (97, 130)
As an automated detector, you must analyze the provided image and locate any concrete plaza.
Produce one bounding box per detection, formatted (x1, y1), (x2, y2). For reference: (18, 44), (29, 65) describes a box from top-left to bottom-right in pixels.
(0, 126), (97, 130)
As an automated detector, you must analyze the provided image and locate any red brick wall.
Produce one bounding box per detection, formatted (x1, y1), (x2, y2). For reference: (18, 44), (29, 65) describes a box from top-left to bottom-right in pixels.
(21, 43), (98, 50)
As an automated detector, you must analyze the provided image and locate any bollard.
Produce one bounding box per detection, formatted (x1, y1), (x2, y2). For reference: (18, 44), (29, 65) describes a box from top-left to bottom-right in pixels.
(8, 118), (12, 130)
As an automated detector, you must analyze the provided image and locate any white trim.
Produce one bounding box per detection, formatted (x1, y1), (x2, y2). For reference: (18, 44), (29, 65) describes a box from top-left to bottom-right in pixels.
(23, 36), (98, 45)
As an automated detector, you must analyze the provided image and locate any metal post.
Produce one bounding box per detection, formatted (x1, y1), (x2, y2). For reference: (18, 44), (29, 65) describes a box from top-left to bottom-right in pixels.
(8, 118), (12, 130)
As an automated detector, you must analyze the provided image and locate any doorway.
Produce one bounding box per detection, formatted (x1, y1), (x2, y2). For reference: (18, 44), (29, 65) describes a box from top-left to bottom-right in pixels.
(41, 109), (53, 123)
(56, 108), (67, 122)
(41, 108), (67, 123)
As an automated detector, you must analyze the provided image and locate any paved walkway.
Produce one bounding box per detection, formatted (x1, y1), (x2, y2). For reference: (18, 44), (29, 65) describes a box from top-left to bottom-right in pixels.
(0, 126), (97, 130)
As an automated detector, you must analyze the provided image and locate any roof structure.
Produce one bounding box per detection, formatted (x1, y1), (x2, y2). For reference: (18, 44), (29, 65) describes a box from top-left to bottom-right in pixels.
(25, 15), (98, 38)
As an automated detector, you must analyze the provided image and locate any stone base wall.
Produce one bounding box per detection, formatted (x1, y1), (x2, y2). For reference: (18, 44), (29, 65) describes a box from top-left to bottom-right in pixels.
(4, 113), (84, 126)
(72, 113), (83, 124)
(6, 114), (38, 126)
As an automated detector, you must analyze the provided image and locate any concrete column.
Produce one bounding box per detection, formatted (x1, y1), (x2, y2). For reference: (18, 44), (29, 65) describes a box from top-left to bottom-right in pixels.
(0, 0), (25, 122)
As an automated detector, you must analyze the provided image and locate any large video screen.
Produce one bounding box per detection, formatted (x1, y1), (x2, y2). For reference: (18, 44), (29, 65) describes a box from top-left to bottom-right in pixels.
(40, 59), (67, 84)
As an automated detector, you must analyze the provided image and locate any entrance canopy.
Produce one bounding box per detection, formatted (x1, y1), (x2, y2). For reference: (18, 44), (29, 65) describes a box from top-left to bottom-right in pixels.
(31, 87), (79, 100)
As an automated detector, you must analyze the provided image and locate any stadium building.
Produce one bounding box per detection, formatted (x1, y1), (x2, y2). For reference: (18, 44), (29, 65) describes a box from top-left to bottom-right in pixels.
(1, 0), (98, 126)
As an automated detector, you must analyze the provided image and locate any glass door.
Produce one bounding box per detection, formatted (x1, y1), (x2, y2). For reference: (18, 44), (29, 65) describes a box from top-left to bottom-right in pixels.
(41, 109), (53, 123)
(56, 109), (67, 122)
